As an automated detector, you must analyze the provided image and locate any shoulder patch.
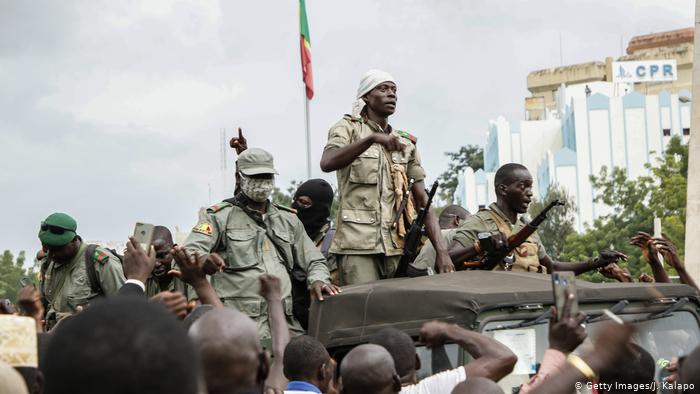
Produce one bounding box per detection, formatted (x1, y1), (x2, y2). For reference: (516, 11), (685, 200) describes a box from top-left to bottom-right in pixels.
(93, 248), (111, 265)
(272, 203), (297, 214)
(396, 130), (417, 144)
(192, 222), (213, 236)
(206, 201), (232, 213)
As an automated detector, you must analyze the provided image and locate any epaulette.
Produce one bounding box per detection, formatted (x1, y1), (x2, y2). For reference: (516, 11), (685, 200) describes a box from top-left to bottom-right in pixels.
(273, 203), (297, 214)
(206, 201), (233, 213)
(396, 130), (417, 144)
(36, 249), (47, 261)
(93, 247), (111, 265)
(343, 114), (363, 123)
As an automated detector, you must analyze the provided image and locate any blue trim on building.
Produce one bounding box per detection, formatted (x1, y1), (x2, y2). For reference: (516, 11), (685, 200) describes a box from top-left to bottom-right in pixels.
(622, 91), (645, 108)
(587, 93), (610, 110)
(607, 103), (614, 169)
(474, 168), (487, 184)
(554, 147), (577, 166)
(585, 103), (596, 219)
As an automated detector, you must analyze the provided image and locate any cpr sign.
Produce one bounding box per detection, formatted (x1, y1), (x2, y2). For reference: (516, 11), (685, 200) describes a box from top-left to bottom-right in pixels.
(612, 60), (677, 83)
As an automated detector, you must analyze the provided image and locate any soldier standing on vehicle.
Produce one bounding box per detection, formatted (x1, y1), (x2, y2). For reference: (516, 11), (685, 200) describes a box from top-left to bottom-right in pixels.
(320, 69), (454, 285)
(182, 148), (339, 339)
(448, 163), (626, 273)
(37, 212), (126, 329)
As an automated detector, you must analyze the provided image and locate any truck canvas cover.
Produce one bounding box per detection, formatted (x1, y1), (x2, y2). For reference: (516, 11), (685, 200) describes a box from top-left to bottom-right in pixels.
(308, 271), (699, 347)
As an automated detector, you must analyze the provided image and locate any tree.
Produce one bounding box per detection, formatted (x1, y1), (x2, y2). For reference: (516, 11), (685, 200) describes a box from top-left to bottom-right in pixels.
(437, 145), (484, 204)
(528, 184), (576, 259)
(561, 136), (687, 282)
(0, 250), (33, 303)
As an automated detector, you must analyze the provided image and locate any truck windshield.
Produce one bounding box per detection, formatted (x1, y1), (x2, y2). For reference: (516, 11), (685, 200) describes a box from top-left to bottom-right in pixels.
(482, 311), (700, 393)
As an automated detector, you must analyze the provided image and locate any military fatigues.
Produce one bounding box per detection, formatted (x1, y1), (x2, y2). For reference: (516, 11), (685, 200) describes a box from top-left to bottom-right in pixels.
(39, 243), (126, 328)
(145, 276), (189, 298)
(183, 200), (332, 339)
(325, 115), (425, 285)
(411, 229), (458, 274)
(452, 203), (548, 273)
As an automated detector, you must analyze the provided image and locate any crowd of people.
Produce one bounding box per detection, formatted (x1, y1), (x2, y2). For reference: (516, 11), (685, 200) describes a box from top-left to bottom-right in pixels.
(1, 69), (700, 393)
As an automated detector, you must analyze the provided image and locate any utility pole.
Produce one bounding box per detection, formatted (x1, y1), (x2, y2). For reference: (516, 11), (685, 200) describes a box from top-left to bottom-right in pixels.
(684, 2), (700, 284)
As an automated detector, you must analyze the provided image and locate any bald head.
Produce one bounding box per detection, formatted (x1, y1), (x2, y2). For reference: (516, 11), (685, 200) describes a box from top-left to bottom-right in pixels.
(189, 308), (264, 394)
(341, 344), (400, 394)
(438, 205), (470, 229)
(451, 377), (503, 394)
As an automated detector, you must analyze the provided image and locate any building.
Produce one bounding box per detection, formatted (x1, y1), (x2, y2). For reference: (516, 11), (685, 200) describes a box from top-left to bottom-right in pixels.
(526, 27), (693, 120)
(456, 27), (693, 231)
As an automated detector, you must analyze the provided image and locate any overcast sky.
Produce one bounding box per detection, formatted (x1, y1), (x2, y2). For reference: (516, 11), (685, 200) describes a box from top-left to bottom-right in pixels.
(0, 0), (693, 259)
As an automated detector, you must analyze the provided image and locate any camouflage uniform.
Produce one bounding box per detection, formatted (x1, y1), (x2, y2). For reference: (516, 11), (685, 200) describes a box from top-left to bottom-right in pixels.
(40, 243), (125, 328)
(324, 114), (425, 285)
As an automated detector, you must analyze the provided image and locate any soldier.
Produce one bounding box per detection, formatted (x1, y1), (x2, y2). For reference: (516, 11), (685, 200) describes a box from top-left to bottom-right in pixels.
(448, 163), (626, 273)
(145, 226), (188, 297)
(410, 205), (470, 275)
(183, 148), (339, 339)
(37, 212), (125, 329)
(289, 178), (337, 329)
(320, 69), (454, 285)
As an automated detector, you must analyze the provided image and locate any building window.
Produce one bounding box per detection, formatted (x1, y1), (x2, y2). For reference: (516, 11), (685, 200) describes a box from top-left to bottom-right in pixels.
(663, 128), (671, 136)
(683, 128), (690, 136)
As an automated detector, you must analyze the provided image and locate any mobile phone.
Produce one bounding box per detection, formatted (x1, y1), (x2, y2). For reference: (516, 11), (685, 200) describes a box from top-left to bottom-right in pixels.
(551, 271), (579, 320)
(133, 222), (155, 251)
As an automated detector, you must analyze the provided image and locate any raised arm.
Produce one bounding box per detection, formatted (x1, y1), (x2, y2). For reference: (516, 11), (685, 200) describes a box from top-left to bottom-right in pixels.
(543, 250), (628, 275)
(653, 237), (699, 291)
(260, 274), (290, 392)
(420, 321), (517, 382)
(631, 232), (670, 283)
(170, 246), (223, 307)
(412, 181), (454, 273)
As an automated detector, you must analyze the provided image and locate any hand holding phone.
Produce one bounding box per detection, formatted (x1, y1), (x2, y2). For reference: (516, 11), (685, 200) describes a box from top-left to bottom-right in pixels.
(552, 271), (579, 321)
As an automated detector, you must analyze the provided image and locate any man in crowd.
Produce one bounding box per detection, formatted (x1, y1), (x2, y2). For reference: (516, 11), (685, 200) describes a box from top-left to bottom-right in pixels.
(371, 321), (516, 393)
(448, 163), (626, 274)
(145, 226), (188, 297)
(283, 335), (336, 394)
(183, 147), (339, 339)
(37, 212), (125, 329)
(340, 344), (402, 394)
(43, 297), (198, 394)
(321, 69), (454, 285)
(410, 205), (470, 274)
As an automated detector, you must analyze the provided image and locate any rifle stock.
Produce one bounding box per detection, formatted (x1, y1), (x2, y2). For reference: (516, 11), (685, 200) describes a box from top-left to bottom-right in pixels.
(395, 181), (438, 278)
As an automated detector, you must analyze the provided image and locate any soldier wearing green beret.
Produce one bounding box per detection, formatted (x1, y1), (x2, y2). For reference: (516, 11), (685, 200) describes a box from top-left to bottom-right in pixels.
(37, 212), (126, 329)
(182, 147), (340, 339)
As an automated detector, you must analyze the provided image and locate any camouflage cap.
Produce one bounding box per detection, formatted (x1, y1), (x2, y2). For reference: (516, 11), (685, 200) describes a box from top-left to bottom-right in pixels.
(38, 212), (77, 247)
(237, 147), (278, 176)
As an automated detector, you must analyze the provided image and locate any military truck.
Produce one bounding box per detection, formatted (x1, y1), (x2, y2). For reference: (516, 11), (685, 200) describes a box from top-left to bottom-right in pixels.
(309, 271), (700, 393)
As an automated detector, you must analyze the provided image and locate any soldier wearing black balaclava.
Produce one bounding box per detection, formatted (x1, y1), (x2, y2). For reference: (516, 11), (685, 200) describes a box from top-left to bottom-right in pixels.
(290, 179), (338, 329)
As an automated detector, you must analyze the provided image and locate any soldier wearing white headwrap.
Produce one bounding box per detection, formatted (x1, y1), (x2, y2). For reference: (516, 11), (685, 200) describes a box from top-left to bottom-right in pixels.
(320, 69), (455, 285)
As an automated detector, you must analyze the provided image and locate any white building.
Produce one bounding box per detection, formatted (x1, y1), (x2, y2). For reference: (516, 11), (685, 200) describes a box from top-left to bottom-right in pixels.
(456, 82), (691, 231)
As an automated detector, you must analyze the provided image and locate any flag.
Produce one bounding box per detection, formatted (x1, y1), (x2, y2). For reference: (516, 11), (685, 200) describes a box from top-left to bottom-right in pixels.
(299, 0), (313, 100)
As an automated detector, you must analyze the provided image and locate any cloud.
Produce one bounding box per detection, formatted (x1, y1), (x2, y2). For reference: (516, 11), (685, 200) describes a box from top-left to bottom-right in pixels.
(0, 0), (693, 257)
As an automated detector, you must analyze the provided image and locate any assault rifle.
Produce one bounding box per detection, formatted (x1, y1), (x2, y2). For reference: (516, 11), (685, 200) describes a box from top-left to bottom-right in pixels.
(465, 199), (565, 270)
(394, 180), (438, 278)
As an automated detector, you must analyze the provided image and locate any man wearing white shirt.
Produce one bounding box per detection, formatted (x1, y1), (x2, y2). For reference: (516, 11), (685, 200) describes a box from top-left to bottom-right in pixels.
(370, 321), (516, 394)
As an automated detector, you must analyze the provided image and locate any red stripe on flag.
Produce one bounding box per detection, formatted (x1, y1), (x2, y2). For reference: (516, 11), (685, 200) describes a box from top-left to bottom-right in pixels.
(300, 37), (314, 100)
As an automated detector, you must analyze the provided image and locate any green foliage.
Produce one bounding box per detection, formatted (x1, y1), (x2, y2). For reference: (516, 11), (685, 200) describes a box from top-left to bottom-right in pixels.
(438, 145), (484, 204)
(0, 250), (35, 303)
(528, 184), (576, 259)
(560, 136), (687, 282)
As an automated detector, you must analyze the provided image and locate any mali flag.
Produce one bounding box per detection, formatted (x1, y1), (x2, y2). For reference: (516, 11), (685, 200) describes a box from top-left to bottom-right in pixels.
(299, 0), (313, 100)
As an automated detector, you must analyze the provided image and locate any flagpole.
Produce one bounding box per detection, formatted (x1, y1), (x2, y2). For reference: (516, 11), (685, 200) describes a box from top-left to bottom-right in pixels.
(305, 93), (311, 179)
